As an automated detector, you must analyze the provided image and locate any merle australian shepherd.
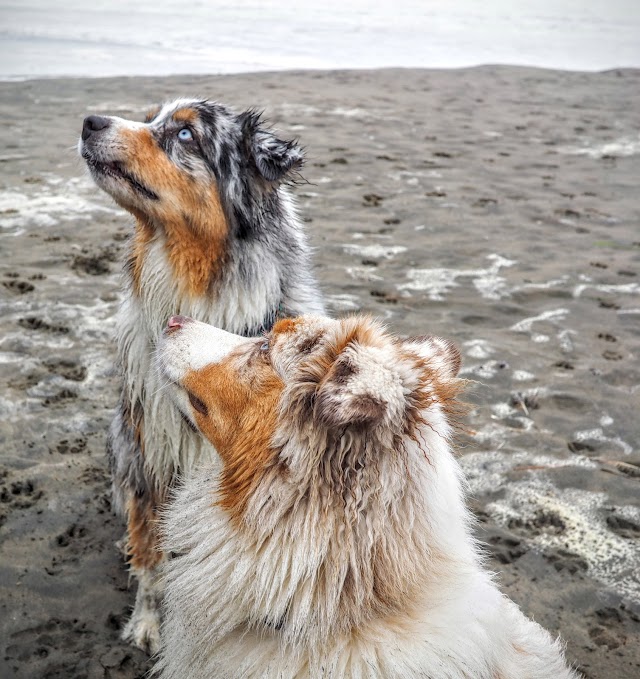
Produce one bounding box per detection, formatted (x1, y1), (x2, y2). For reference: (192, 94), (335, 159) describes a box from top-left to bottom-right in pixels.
(78, 98), (324, 652)
(156, 314), (577, 678)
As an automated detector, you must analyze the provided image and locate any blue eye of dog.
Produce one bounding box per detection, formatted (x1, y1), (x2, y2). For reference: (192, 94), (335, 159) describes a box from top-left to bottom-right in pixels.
(177, 128), (193, 141)
(260, 340), (270, 352)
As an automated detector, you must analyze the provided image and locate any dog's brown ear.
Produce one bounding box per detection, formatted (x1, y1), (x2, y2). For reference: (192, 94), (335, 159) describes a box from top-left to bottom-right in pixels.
(238, 110), (304, 182)
(314, 347), (394, 429)
(403, 335), (461, 378)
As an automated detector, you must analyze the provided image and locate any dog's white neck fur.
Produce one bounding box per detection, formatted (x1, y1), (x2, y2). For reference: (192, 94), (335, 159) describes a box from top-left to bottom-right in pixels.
(157, 411), (576, 679)
(117, 192), (322, 485)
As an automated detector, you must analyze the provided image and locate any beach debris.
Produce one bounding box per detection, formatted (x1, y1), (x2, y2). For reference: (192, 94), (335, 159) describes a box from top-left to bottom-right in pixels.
(509, 390), (539, 416)
(362, 193), (384, 206)
(594, 459), (640, 479)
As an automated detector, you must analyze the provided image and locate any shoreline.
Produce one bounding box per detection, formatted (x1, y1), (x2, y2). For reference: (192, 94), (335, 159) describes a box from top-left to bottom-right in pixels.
(2, 63), (640, 85)
(1, 66), (639, 678)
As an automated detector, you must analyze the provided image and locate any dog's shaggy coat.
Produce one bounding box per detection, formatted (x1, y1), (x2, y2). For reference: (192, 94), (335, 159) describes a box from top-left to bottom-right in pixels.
(157, 314), (577, 679)
(78, 99), (323, 652)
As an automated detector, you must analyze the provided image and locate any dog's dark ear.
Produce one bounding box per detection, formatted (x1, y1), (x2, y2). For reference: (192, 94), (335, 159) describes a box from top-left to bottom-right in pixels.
(403, 335), (461, 379)
(238, 110), (304, 182)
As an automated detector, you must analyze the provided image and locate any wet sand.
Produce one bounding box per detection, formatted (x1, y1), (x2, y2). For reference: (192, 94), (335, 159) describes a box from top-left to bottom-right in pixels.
(0, 67), (639, 678)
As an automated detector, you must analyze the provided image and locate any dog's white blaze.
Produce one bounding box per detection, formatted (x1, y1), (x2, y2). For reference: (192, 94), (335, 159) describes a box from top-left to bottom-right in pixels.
(109, 116), (147, 132)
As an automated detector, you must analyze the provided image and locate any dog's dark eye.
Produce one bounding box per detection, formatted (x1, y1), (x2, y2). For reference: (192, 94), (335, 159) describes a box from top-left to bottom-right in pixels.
(177, 128), (193, 142)
(187, 391), (208, 416)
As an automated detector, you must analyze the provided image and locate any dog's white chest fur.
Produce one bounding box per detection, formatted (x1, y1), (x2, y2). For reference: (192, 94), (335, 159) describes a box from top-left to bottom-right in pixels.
(117, 220), (322, 481)
(158, 428), (576, 679)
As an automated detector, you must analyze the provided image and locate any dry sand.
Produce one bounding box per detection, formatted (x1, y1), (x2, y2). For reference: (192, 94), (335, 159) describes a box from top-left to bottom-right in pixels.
(0, 67), (639, 679)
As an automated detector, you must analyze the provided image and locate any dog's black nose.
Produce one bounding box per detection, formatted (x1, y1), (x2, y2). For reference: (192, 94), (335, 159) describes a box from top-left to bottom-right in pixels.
(82, 115), (111, 141)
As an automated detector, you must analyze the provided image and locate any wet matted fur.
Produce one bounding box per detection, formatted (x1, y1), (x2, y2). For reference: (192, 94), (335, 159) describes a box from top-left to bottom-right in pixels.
(156, 314), (578, 679)
(78, 99), (324, 652)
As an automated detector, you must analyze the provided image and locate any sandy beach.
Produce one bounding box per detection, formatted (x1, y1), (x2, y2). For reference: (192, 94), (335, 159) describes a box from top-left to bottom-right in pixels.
(0, 66), (639, 678)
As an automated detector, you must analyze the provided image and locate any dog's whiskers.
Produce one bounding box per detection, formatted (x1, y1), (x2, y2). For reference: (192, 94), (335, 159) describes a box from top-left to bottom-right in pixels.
(148, 378), (172, 400)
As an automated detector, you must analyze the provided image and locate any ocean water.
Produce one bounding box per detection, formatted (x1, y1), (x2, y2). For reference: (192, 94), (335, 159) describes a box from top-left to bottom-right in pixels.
(0, 0), (639, 80)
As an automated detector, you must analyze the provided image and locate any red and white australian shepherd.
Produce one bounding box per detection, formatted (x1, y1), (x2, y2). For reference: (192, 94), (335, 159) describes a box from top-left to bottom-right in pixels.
(79, 99), (323, 652)
(156, 314), (577, 679)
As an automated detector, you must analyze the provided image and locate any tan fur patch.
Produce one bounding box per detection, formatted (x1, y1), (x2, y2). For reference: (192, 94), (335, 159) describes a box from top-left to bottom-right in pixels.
(126, 214), (155, 296)
(272, 318), (302, 335)
(120, 391), (147, 456)
(431, 375), (466, 423)
(163, 195), (229, 296)
(315, 318), (382, 388)
(119, 127), (229, 296)
(331, 316), (384, 354)
(183, 354), (284, 519)
(172, 108), (199, 124)
(398, 346), (467, 447)
(118, 396), (163, 570)
(125, 493), (162, 571)
(144, 106), (161, 123)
